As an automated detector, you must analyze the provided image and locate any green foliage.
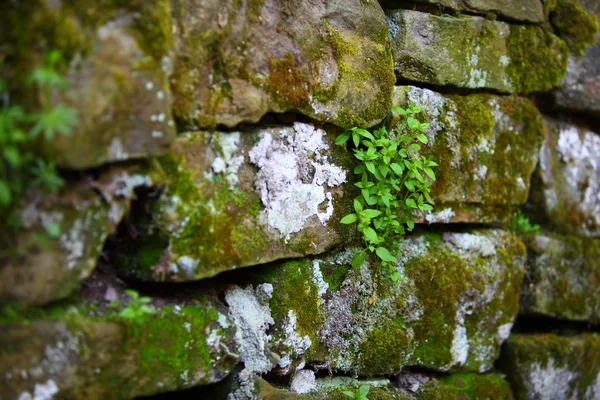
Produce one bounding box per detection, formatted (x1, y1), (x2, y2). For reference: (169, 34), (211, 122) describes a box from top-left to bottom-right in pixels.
(343, 384), (371, 400)
(508, 209), (540, 234)
(117, 289), (156, 324)
(0, 50), (79, 241)
(337, 104), (437, 281)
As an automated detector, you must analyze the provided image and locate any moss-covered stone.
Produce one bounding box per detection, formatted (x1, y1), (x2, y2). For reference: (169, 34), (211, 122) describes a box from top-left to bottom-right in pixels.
(380, 0), (544, 23)
(549, 0), (599, 56)
(415, 373), (514, 400)
(391, 86), (544, 224)
(387, 10), (568, 94)
(112, 123), (356, 282)
(553, 0), (600, 116)
(0, 0), (176, 169)
(499, 334), (600, 399)
(530, 118), (600, 236)
(0, 295), (239, 400)
(171, 0), (394, 129)
(520, 233), (600, 322)
(232, 229), (525, 376)
(0, 165), (159, 305)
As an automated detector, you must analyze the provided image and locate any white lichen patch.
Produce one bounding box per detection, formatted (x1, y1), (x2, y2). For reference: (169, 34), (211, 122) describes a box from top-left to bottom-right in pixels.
(290, 369), (317, 394)
(18, 379), (59, 400)
(551, 122), (600, 235)
(528, 359), (576, 399)
(444, 232), (496, 257)
(405, 86), (458, 145)
(249, 122), (346, 239)
(311, 260), (329, 297)
(108, 138), (129, 161)
(225, 285), (275, 373)
(210, 132), (244, 189)
(278, 310), (312, 374)
(424, 207), (456, 223)
(450, 316), (469, 367)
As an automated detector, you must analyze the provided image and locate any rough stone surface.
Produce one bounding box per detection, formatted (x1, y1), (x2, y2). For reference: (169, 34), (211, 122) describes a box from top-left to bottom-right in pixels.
(500, 334), (600, 400)
(0, 296), (239, 400)
(0, 1), (176, 169)
(236, 230), (525, 375)
(111, 123), (354, 282)
(0, 165), (158, 305)
(171, 0), (395, 129)
(531, 118), (600, 236)
(387, 10), (568, 94)
(552, 0), (600, 116)
(393, 86), (544, 224)
(381, 0), (544, 23)
(520, 233), (600, 322)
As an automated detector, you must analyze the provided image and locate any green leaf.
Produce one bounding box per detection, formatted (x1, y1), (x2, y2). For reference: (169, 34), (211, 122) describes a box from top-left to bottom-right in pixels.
(3, 146), (21, 166)
(406, 220), (415, 231)
(0, 180), (12, 207)
(125, 289), (139, 299)
(354, 198), (363, 213)
(416, 134), (428, 144)
(342, 391), (357, 399)
(341, 214), (358, 224)
(363, 227), (379, 244)
(365, 162), (376, 175)
(419, 204), (433, 211)
(335, 133), (350, 145)
(390, 163), (403, 176)
(405, 180), (415, 191)
(354, 165), (365, 174)
(352, 252), (365, 269)
(358, 385), (371, 399)
(392, 106), (407, 116)
(405, 198), (417, 209)
(119, 308), (135, 319)
(376, 247), (397, 263)
(424, 167), (436, 180)
(353, 132), (360, 147)
(363, 209), (382, 218)
(355, 128), (375, 140)
(407, 117), (419, 131)
(44, 222), (62, 238)
(409, 143), (421, 152)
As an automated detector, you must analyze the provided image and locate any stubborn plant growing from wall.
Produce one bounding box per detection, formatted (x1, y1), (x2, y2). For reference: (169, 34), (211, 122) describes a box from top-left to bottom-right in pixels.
(336, 104), (437, 281)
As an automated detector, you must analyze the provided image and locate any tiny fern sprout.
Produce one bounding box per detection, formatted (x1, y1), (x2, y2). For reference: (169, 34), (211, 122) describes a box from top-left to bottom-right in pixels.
(337, 103), (437, 281)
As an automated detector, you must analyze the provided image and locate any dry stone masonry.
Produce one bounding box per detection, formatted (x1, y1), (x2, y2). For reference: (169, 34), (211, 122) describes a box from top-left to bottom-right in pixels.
(0, 0), (599, 399)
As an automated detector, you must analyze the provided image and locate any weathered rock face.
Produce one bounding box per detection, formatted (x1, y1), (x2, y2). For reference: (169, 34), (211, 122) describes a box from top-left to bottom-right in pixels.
(0, 297), (238, 400)
(225, 230), (525, 376)
(171, 0), (395, 130)
(112, 123), (355, 282)
(392, 86), (544, 224)
(531, 118), (600, 236)
(520, 233), (600, 322)
(387, 10), (568, 94)
(381, 0), (545, 24)
(0, 166), (159, 305)
(0, 1), (176, 169)
(500, 334), (600, 400)
(553, 0), (600, 116)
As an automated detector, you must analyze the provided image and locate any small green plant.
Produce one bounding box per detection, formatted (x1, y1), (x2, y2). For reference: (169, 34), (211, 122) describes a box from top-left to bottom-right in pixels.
(336, 103), (437, 281)
(508, 209), (540, 234)
(343, 384), (370, 400)
(117, 289), (156, 324)
(0, 50), (78, 246)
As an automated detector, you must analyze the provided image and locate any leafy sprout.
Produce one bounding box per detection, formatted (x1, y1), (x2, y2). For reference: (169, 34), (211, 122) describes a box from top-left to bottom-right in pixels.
(508, 209), (540, 234)
(343, 384), (371, 400)
(336, 103), (437, 281)
(118, 289), (156, 324)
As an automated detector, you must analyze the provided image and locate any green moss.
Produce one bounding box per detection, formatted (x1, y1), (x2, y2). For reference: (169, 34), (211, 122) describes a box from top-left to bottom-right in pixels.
(268, 53), (312, 108)
(417, 373), (514, 400)
(550, 0), (599, 56)
(358, 323), (412, 373)
(266, 259), (325, 358)
(506, 25), (568, 94)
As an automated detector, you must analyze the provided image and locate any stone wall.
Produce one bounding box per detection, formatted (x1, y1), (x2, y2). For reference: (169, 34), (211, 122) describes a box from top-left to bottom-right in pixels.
(0, 1), (599, 399)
